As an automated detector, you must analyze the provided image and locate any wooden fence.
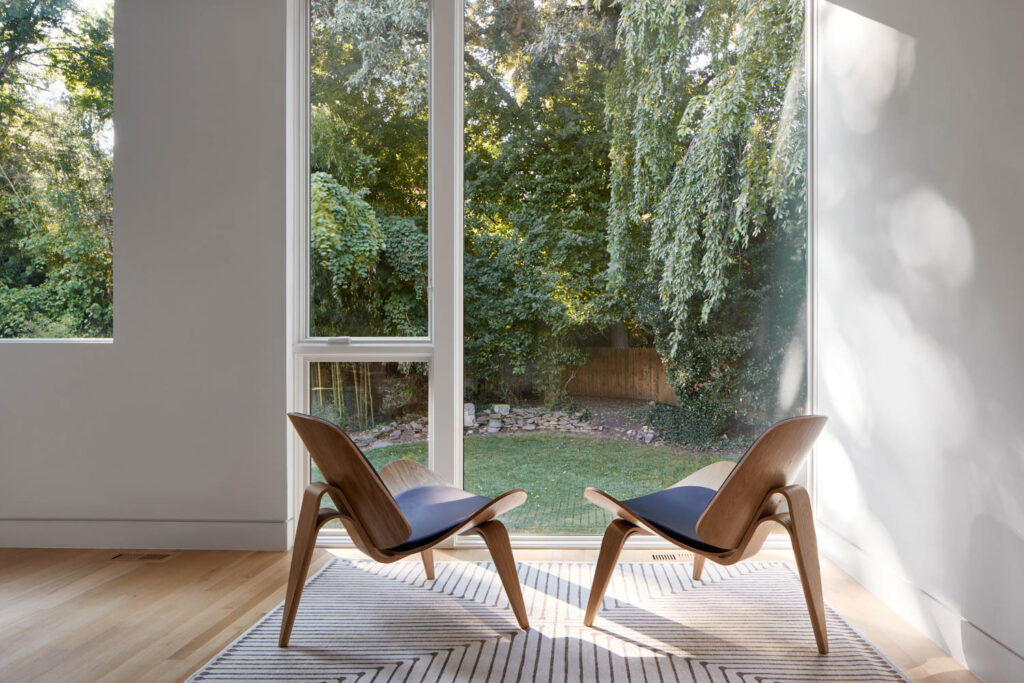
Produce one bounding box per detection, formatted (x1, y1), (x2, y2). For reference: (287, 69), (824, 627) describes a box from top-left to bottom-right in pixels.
(563, 347), (678, 405)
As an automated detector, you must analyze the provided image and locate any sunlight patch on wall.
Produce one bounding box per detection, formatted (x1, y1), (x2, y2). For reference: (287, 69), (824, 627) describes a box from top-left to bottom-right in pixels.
(821, 2), (916, 133)
(889, 186), (975, 289)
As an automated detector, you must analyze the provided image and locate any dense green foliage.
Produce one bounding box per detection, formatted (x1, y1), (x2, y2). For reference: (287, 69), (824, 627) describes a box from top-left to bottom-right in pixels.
(0, 0), (113, 337)
(316, 433), (721, 533)
(462, 0), (618, 403)
(311, 0), (807, 443)
(606, 0), (808, 441)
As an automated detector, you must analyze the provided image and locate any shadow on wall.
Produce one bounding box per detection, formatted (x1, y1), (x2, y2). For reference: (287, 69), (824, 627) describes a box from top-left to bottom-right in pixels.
(817, 1), (1024, 677)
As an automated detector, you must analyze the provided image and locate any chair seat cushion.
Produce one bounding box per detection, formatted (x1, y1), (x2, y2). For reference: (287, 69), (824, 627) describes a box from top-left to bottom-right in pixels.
(622, 486), (728, 553)
(389, 485), (492, 551)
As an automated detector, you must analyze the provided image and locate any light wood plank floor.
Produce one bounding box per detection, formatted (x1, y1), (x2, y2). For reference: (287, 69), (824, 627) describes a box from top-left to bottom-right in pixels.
(0, 546), (978, 683)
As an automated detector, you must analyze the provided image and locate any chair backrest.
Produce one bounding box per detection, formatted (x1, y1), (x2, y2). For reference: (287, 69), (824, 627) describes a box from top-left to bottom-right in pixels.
(288, 413), (411, 549)
(695, 415), (827, 550)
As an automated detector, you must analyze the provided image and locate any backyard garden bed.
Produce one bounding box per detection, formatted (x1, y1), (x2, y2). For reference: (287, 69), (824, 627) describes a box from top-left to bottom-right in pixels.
(349, 397), (679, 451)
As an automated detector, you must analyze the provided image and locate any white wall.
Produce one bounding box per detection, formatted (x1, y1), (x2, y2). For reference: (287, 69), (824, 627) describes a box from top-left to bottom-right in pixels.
(815, 1), (1024, 679)
(0, 0), (291, 550)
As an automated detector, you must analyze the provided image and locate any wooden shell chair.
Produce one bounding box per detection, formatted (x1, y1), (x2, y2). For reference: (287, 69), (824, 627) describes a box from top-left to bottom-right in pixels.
(583, 415), (830, 654)
(280, 412), (530, 647)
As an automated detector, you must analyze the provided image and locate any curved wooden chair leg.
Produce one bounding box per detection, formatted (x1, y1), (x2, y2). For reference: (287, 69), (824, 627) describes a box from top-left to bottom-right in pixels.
(781, 486), (828, 654)
(470, 520), (529, 629)
(585, 519), (641, 626)
(692, 554), (706, 582)
(279, 484), (330, 648)
(421, 548), (435, 580)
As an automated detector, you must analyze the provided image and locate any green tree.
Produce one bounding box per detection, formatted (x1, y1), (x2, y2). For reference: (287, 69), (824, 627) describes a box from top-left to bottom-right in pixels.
(1, 0), (113, 338)
(309, 0), (429, 339)
(606, 0), (807, 440)
(310, 171), (384, 335)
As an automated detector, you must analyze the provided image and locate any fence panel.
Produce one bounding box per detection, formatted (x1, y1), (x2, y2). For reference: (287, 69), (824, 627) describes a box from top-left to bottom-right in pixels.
(564, 347), (678, 405)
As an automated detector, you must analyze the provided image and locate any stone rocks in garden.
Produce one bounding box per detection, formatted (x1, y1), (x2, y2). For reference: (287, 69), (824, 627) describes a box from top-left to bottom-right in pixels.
(356, 402), (664, 450)
(625, 424), (657, 444)
(486, 417), (502, 434)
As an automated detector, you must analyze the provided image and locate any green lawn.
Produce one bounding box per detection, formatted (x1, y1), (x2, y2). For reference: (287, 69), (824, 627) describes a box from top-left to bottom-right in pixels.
(315, 433), (725, 535)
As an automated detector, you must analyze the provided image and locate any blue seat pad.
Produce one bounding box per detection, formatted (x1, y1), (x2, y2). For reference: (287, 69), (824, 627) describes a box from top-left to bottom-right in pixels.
(389, 485), (492, 552)
(621, 485), (728, 553)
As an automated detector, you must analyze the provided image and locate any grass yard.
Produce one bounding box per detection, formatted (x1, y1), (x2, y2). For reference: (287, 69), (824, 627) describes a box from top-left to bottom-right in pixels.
(314, 433), (726, 535)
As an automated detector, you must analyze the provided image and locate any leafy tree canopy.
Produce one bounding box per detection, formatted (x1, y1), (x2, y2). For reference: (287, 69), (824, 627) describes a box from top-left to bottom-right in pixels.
(1, 0), (113, 338)
(605, 0), (808, 438)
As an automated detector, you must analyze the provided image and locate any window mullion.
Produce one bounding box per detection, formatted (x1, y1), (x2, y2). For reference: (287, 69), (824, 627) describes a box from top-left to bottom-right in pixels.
(427, 0), (463, 488)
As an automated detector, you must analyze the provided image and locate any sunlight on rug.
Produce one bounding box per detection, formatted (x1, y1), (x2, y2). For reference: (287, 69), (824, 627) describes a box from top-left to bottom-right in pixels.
(189, 560), (907, 682)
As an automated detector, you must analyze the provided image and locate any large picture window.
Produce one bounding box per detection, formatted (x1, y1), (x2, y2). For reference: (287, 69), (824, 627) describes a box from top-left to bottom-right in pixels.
(462, 0), (809, 535)
(0, 0), (113, 339)
(296, 0), (809, 541)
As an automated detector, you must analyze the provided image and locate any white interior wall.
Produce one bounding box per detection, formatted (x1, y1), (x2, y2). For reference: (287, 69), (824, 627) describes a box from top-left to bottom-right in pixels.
(0, 0), (291, 550)
(815, 1), (1024, 680)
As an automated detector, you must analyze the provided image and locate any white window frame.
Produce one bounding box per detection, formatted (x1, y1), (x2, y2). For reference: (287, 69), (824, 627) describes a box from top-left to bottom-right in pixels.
(286, 0), (815, 549)
(287, 0), (462, 547)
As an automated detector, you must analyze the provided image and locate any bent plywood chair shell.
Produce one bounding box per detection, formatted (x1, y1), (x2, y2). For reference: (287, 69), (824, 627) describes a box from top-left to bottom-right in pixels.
(582, 414), (830, 654)
(280, 412), (530, 648)
(696, 415), (827, 550)
(288, 413), (411, 549)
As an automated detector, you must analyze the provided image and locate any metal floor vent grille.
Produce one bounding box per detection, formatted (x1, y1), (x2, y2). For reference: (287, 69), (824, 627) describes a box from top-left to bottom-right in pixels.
(651, 553), (679, 561)
(111, 552), (173, 562)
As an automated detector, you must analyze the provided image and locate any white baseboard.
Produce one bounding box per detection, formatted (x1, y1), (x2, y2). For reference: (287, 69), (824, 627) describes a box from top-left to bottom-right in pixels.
(0, 518), (290, 550)
(820, 524), (1024, 683)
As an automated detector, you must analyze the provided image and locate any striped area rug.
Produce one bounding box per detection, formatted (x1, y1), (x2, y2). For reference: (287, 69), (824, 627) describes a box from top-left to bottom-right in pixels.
(190, 559), (907, 682)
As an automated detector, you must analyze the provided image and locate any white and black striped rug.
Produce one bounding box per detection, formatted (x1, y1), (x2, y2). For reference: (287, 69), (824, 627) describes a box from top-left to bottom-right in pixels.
(190, 559), (907, 682)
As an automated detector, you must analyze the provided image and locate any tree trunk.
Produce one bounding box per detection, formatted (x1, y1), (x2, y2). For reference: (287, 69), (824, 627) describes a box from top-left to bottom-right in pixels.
(608, 322), (629, 349)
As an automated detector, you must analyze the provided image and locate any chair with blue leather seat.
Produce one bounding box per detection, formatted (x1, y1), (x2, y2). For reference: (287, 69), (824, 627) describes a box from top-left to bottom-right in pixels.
(582, 415), (830, 654)
(280, 412), (529, 647)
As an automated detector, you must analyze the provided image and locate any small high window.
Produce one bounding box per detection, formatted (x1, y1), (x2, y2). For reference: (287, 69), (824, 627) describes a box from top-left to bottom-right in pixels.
(0, 0), (114, 339)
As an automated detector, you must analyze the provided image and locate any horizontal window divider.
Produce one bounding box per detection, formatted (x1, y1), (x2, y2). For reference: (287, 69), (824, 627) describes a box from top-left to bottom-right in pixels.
(300, 336), (431, 345)
(298, 354), (433, 363)
(295, 339), (432, 362)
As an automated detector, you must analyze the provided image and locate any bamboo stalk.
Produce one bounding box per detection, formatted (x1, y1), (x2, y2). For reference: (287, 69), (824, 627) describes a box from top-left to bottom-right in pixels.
(352, 364), (360, 428)
(331, 364), (343, 426)
(315, 363), (324, 413)
(367, 365), (374, 426)
(337, 364), (345, 421)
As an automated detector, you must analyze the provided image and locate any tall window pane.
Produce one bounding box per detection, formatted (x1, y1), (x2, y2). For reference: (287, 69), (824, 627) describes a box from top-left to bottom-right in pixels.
(463, 0), (808, 534)
(309, 0), (428, 338)
(0, 0), (114, 338)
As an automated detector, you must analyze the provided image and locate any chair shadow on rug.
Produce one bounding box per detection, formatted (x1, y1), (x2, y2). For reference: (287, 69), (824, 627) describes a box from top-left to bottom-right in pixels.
(583, 415), (830, 654)
(281, 412), (530, 647)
